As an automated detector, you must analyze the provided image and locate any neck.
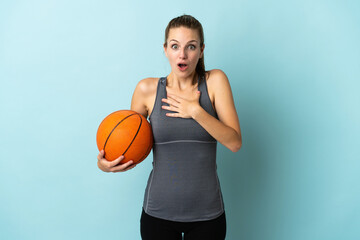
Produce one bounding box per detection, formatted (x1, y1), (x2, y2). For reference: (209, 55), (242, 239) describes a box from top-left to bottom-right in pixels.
(167, 72), (197, 91)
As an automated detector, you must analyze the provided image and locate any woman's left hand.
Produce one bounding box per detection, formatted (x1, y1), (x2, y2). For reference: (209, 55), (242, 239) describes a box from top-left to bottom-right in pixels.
(161, 91), (201, 119)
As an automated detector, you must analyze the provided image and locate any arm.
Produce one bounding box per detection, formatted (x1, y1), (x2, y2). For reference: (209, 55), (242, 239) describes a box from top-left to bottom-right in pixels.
(192, 70), (242, 152)
(130, 78), (150, 118)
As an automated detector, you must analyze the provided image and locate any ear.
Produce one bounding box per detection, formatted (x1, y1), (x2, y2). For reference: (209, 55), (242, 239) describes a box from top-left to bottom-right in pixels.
(163, 44), (168, 58)
(200, 44), (205, 58)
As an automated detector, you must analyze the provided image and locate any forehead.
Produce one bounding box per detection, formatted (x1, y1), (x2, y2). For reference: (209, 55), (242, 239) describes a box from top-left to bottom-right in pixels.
(167, 27), (200, 42)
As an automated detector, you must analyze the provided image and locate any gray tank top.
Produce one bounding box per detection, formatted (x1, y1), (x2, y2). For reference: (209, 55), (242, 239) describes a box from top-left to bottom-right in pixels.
(142, 75), (224, 222)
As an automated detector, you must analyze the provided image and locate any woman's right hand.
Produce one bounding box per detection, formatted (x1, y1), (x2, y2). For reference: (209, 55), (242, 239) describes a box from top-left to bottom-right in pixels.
(97, 150), (136, 173)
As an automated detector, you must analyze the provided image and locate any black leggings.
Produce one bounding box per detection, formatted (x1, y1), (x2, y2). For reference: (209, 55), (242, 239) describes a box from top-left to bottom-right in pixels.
(140, 209), (226, 240)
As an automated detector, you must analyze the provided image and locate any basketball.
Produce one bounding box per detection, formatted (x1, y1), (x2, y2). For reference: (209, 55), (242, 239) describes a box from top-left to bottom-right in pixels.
(96, 110), (153, 164)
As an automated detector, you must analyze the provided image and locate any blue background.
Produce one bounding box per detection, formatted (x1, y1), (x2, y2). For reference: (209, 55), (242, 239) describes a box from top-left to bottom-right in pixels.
(1, 0), (359, 239)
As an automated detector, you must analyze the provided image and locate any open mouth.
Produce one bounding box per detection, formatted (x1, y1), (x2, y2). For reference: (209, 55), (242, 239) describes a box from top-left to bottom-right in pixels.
(178, 64), (188, 71)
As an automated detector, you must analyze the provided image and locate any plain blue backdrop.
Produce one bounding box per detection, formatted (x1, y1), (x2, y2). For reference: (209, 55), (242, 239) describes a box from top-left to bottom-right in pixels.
(1, 0), (359, 239)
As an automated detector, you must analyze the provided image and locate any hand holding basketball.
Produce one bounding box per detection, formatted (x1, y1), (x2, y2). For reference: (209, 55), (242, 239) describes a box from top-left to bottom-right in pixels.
(96, 110), (153, 168)
(97, 150), (136, 173)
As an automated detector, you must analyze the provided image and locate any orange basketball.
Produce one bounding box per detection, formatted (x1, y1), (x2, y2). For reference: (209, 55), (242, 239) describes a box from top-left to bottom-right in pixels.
(96, 110), (153, 164)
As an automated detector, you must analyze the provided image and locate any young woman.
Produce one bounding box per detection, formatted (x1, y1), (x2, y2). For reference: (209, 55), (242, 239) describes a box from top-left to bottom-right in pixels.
(97, 15), (242, 240)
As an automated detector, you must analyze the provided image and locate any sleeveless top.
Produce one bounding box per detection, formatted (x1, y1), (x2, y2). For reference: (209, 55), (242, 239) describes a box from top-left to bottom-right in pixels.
(142, 75), (224, 222)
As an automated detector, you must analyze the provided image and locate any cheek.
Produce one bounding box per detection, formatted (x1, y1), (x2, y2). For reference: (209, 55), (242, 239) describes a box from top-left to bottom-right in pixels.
(170, 56), (177, 65)
(190, 53), (201, 64)
(167, 51), (176, 59)
(172, 55), (180, 65)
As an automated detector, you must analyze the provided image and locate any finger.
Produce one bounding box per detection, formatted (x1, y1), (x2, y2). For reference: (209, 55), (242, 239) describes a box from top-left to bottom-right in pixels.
(113, 163), (137, 172)
(97, 150), (105, 161)
(162, 98), (180, 108)
(98, 154), (123, 170)
(167, 95), (181, 104)
(108, 155), (125, 167)
(164, 94), (181, 102)
(111, 160), (134, 172)
(165, 112), (180, 118)
(161, 105), (179, 112)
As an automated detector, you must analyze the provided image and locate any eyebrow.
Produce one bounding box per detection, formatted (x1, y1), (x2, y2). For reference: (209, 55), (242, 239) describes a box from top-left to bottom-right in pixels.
(169, 39), (198, 43)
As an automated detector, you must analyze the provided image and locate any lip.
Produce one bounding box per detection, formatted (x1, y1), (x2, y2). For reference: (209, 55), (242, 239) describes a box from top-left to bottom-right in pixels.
(177, 62), (189, 71)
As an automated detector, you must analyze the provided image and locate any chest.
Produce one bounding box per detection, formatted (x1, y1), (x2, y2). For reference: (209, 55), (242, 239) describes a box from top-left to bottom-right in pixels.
(150, 110), (216, 144)
(149, 86), (217, 144)
(146, 83), (215, 118)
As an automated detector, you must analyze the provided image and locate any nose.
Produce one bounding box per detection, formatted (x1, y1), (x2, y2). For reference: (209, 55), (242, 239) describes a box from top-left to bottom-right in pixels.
(179, 48), (187, 59)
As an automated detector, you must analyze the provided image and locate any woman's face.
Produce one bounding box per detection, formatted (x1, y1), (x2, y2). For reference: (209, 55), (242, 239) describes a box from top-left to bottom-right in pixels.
(164, 27), (204, 78)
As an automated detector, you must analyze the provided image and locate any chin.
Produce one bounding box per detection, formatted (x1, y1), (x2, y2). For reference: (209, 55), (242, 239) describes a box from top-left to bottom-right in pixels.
(177, 69), (195, 76)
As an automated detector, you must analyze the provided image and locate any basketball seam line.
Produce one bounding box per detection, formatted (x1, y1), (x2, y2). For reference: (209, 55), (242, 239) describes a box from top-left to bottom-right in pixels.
(122, 113), (143, 156)
(103, 113), (138, 157)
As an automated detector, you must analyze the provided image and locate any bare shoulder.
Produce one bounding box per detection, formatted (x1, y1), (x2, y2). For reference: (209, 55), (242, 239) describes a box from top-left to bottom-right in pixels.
(135, 77), (159, 95)
(205, 69), (230, 105)
(131, 77), (159, 118)
(206, 69), (229, 88)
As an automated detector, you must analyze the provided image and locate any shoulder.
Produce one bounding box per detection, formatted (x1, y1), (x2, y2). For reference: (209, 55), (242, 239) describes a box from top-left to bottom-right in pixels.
(206, 69), (229, 87)
(131, 77), (159, 117)
(205, 69), (231, 100)
(134, 77), (159, 96)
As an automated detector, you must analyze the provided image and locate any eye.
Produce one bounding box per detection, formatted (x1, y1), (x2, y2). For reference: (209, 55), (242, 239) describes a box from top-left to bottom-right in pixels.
(188, 45), (196, 50)
(171, 44), (178, 49)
